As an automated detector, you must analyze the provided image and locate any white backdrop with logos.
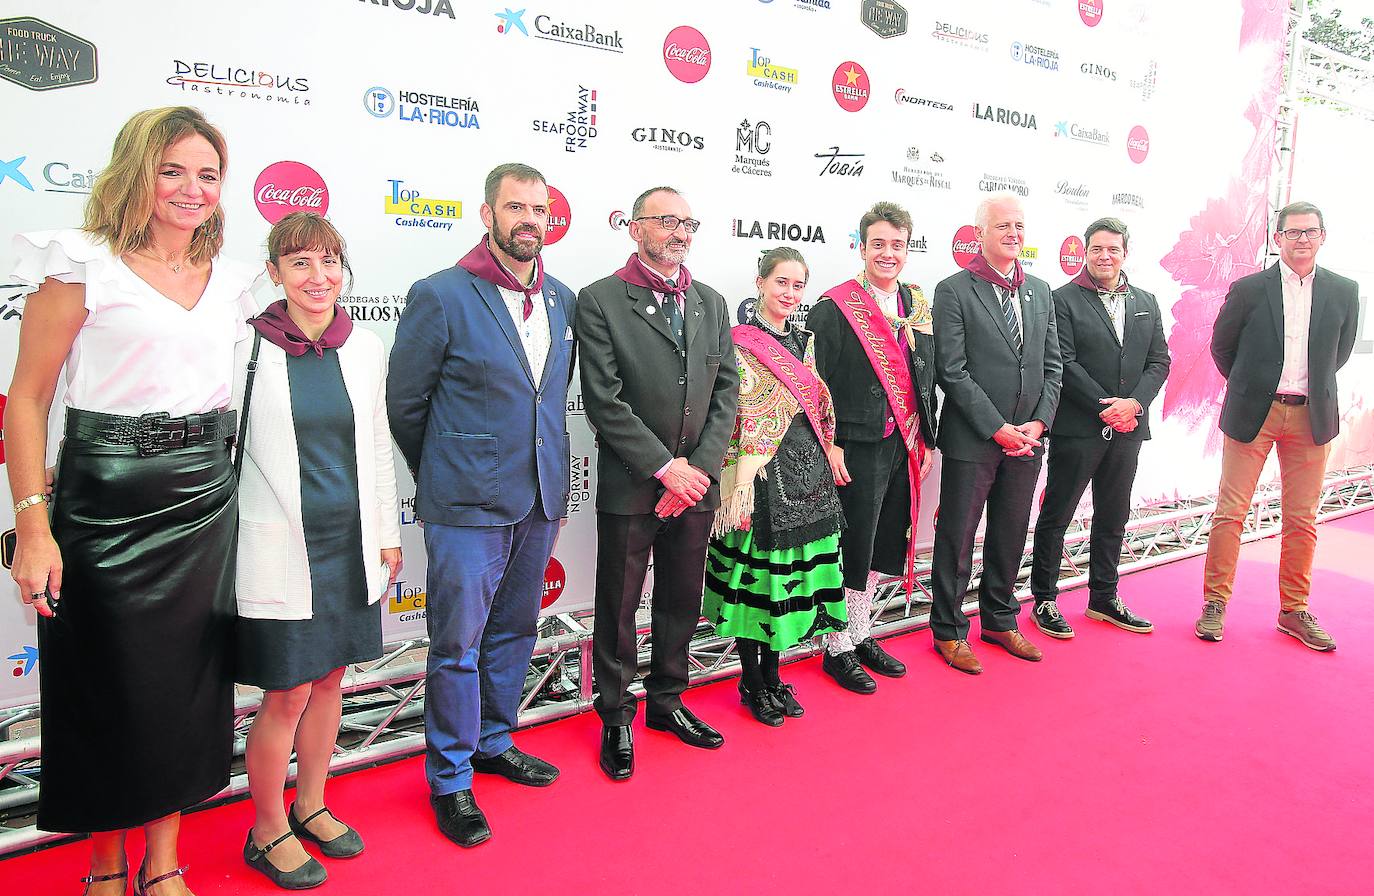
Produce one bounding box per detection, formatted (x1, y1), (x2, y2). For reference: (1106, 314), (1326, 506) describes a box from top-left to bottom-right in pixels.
(4, 0), (1367, 711)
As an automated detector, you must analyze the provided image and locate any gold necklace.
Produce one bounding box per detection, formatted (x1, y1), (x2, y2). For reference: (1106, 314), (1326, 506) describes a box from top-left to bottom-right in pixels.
(137, 245), (187, 275)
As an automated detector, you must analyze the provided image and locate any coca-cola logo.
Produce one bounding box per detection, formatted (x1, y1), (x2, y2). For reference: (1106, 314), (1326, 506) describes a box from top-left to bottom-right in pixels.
(951, 224), (981, 269)
(1127, 125), (1150, 163)
(1079, 0), (1103, 27)
(545, 183), (572, 246)
(254, 161), (329, 224)
(541, 556), (566, 609)
(831, 60), (870, 112)
(663, 25), (711, 83)
(1059, 235), (1086, 275)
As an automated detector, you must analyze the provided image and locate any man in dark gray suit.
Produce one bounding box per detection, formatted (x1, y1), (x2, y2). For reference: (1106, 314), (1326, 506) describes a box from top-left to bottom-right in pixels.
(929, 194), (1063, 674)
(1028, 217), (1170, 640)
(1198, 200), (1359, 650)
(576, 186), (739, 779)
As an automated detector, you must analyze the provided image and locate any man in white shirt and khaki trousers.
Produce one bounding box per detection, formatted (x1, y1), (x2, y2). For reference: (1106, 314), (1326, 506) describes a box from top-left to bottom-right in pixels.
(1199, 200), (1360, 649)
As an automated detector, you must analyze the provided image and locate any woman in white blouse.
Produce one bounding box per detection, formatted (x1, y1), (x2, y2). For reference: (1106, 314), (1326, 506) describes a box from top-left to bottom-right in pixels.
(6, 107), (255, 896)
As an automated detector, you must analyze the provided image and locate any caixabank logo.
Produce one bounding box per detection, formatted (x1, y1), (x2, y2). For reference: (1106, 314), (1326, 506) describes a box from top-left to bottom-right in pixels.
(7, 643), (38, 679)
(496, 8), (625, 53)
(384, 178), (461, 232)
(166, 60), (310, 106)
(363, 86), (480, 131)
(0, 17), (97, 91)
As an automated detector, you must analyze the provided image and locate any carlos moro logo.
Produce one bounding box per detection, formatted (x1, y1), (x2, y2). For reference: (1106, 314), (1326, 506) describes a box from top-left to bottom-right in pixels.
(630, 126), (704, 152)
(831, 61), (870, 112)
(545, 183), (572, 245)
(932, 21), (989, 50)
(363, 86), (479, 130)
(1010, 41), (1060, 72)
(360, 0), (455, 19)
(663, 25), (711, 83)
(747, 47), (798, 93)
(0, 16), (98, 91)
(894, 89), (953, 111)
(861, 0), (908, 38)
(1127, 125), (1150, 163)
(495, 8), (625, 53)
(1059, 236), (1086, 275)
(1079, 0), (1104, 27)
(1054, 120), (1109, 146)
(815, 147), (864, 178)
(977, 173), (1029, 196)
(254, 161), (329, 224)
(167, 60), (310, 105)
(732, 219), (826, 243)
(951, 225), (981, 269)
(973, 103), (1037, 130)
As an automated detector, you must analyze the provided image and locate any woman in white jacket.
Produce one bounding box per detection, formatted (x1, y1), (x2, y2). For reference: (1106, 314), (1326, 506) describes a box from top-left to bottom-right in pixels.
(233, 212), (401, 890)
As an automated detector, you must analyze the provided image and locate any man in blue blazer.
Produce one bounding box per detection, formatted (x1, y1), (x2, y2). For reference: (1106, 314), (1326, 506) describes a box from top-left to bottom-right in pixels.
(388, 163), (575, 848)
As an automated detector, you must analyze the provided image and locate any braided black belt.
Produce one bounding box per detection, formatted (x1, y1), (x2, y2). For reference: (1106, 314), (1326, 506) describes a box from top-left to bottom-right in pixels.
(65, 407), (237, 457)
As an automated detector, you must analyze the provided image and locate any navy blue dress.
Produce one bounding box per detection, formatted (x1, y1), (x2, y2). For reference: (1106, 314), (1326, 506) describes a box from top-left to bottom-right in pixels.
(237, 348), (381, 690)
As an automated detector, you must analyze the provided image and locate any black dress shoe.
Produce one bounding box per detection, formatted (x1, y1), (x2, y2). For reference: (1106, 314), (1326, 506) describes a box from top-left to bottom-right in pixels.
(768, 682), (804, 717)
(243, 830), (328, 890)
(1086, 596), (1154, 633)
(431, 790), (491, 848)
(738, 682), (784, 727)
(288, 803), (364, 858)
(1033, 600), (1076, 639)
(472, 745), (561, 787)
(822, 650), (877, 694)
(600, 725), (634, 781)
(855, 637), (907, 677)
(645, 707), (725, 749)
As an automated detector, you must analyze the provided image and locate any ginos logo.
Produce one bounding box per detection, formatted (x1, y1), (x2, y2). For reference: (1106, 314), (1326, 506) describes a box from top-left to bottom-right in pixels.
(831, 60), (870, 112)
(951, 224), (981, 269)
(1059, 236), (1086, 275)
(254, 161), (329, 224)
(1127, 125), (1150, 163)
(541, 556), (566, 608)
(546, 184), (572, 245)
(1079, 0), (1103, 27)
(663, 26), (711, 83)
(608, 209), (628, 231)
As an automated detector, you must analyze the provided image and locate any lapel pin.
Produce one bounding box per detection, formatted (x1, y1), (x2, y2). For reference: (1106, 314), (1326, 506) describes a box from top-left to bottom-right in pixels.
(693, 310), (701, 316)
(548, 297), (555, 307)
(646, 305), (657, 315)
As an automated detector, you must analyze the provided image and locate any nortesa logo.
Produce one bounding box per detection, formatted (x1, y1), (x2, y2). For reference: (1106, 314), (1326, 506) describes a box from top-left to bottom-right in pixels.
(254, 161), (328, 224)
(608, 210), (628, 231)
(663, 26), (711, 83)
(831, 61), (870, 112)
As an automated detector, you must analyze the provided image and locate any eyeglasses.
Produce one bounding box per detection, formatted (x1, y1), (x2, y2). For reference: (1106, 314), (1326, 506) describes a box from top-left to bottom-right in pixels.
(1279, 227), (1323, 241)
(634, 214), (701, 233)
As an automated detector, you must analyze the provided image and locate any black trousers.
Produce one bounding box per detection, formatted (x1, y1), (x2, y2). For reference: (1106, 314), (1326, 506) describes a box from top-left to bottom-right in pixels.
(929, 452), (1042, 642)
(836, 431), (911, 591)
(1029, 433), (1143, 605)
(592, 509), (713, 726)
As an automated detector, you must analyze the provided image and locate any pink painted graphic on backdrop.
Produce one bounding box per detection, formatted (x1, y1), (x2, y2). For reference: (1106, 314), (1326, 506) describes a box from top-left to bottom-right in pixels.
(1079, 0), (1104, 27)
(663, 26), (711, 83)
(1126, 125), (1150, 163)
(951, 225), (980, 269)
(254, 161), (328, 224)
(545, 184), (572, 245)
(1158, 0), (1287, 442)
(1059, 236), (1086, 276)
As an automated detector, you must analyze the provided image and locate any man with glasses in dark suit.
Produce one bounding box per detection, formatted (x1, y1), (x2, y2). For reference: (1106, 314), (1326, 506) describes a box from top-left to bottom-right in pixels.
(1197, 201), (1359, 650)
(1028, 217), (1170, 640)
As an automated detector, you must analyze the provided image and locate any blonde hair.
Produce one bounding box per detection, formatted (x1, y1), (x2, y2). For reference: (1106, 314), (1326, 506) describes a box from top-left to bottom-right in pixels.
(82, 106), (229, 264)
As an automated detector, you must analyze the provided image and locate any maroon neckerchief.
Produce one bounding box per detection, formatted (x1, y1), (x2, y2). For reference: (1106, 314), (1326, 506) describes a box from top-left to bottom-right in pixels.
(1072, 266), (1130, 298)
(250, 299), (353, 357)
(613, 253), (692, 308)
(457, 234), (544, 320)
(732, 323), (832, 447)
(965, 254), (1026, 293)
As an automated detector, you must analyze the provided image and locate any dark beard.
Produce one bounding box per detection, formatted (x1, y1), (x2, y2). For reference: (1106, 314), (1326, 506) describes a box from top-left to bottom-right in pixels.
(494, 223), (543, 262)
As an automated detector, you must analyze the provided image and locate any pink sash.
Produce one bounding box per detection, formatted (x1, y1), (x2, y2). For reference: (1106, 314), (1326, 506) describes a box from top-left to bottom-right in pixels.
(823, 279), (928, 594)
(732, 325), (831, 447)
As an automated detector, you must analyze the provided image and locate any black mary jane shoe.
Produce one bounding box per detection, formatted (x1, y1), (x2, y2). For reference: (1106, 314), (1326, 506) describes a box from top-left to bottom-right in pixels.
(81, 867), (126, 896)
(738, 681), (784, 727)
(768, 681), (805, 717)
(289, 802), (365, 858)
(243, 830), (328, 890)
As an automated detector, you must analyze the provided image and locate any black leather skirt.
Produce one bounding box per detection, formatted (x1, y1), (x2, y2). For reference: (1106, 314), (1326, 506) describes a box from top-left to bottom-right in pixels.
(37, 410), (238, 832)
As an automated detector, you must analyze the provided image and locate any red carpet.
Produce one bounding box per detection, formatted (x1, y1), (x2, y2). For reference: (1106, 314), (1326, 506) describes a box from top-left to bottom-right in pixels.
(6, 511), (1374, 894)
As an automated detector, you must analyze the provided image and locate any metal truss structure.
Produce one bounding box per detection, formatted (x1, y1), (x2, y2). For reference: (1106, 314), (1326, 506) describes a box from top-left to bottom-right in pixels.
(2, 466), (1370, 857)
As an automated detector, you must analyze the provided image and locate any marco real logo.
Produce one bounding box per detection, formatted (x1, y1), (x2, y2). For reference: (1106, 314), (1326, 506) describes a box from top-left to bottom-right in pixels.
(0, 17), (97, 91)
(663, 25), (711, 83)
(747, 47), (798, 93)
(255, 161), (328, 224)
(545, 184), (572, 245)
(363, 86), (479, 130)
(384, 178), (460, 232)
(831, 61), (870, 112)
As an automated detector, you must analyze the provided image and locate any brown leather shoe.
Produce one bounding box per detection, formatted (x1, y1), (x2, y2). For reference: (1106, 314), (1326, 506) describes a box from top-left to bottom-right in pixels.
(933, 639), (983, 675)
(980, 628), (1043, 662)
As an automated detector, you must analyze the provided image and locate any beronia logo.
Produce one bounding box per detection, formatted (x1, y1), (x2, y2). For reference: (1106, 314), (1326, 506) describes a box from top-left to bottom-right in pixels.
(973, 103), (1037, 130)
(747, 47), (798, 93)
(663, 25), (711, 83)
(1127, 125), (1150, 162)
(831, 61), (870, 112)
(894, 89), (953, 111)
(255, 161), (328, 224)
(545, 184), (572, 245)
(1059, 236), (1086, 275)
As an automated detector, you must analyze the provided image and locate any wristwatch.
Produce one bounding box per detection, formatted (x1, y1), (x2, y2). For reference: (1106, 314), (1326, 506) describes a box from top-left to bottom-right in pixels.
(13, 493), (49, 515)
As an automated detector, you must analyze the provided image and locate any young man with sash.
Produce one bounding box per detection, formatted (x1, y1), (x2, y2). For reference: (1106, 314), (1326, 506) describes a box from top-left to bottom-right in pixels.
(806, 201), (938, 694)
(704, 247), (848, 726)
(928, 194), (1062, 674)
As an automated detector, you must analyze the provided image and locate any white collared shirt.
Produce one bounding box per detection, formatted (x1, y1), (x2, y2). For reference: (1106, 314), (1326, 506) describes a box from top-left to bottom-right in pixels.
(991, 266), (1023, 334)
(494, 260), (551, 381)
(1276, 260), (1312, 396)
